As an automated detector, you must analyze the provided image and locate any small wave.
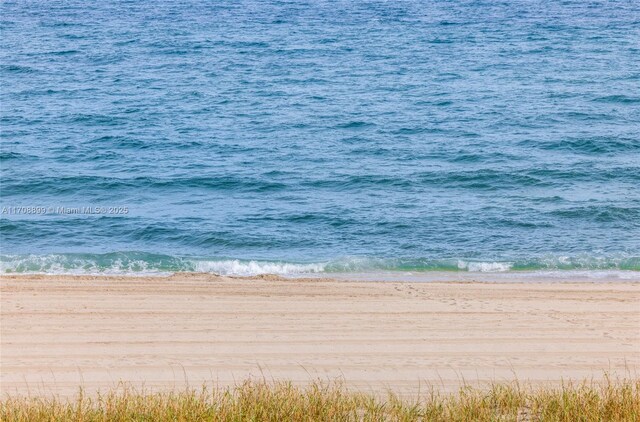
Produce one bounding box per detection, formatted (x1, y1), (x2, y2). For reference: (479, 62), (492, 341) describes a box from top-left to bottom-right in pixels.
(593, 95), (640, 104)
(419, 169), (547, 190)
(507, 255), (640, 272)
(0, 64), (37, 73)
(457, 260), (513, 272)
(302, 175), (411, 190)
(0, 253), (326, 276)
(89, 136), (151, 149)
(525, 137), (640, 154)
(192, 260), (326, 276)
(0, 151), (37, 161)
(68, 113), (123, 125)
(1, 253), (638, 277)
(390, 127), (430, 135)
(0, 252), (186, 275)
(549, 206), (640, 223)
(49, 49), (80, 55)
(335, 121), (376, 130)
(525, 167), (640, 183)
(1, 175), (289, 197)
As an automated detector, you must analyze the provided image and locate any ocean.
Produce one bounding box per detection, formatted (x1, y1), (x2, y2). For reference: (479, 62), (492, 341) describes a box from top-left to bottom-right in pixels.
(1, 0), (639, 278)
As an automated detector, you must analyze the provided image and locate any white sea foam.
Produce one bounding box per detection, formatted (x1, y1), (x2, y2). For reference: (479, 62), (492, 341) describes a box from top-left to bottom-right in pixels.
(457, 260), (513, 272)
(1, 253), (637, 278)
(0, 254), (172, 276)
(0, 254), (326, 276)
(192, 259), (326, 276)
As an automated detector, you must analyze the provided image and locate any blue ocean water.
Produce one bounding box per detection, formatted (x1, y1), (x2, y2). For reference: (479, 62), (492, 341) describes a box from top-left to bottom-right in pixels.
(1, 0), (639, 277)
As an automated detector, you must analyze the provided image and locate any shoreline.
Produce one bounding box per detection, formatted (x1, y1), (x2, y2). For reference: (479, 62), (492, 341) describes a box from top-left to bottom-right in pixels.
(1, 269), (640, 284)
(1, 274), (639, 398)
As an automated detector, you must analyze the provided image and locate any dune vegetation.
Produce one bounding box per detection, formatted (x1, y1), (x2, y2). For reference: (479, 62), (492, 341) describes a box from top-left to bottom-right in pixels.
(2, 376), (638, 421)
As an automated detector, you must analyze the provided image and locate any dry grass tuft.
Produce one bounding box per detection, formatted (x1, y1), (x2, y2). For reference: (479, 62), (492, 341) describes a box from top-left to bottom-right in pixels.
(1, 376), (638, 421)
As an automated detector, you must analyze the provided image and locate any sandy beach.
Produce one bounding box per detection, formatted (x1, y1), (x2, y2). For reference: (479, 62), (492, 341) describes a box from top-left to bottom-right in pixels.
(1, 274), (638, 398)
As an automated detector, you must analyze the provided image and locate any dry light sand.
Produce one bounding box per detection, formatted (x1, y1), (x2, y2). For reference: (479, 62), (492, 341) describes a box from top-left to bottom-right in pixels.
(1, 274), (639, 398)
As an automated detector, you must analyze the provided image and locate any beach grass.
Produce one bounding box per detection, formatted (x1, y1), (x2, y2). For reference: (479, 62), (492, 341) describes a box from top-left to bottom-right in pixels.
(1, 376), (638, 421)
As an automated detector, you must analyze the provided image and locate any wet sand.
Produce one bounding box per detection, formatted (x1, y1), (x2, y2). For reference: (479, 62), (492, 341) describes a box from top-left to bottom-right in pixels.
(1, 274), (638, 398)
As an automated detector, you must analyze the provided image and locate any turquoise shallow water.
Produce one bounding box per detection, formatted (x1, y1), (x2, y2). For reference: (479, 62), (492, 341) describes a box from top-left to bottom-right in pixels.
(1, 1), (639, 276)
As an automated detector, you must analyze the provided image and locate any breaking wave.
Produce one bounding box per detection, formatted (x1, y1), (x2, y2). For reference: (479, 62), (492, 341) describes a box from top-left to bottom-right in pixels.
(1, 252), (638, 277)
